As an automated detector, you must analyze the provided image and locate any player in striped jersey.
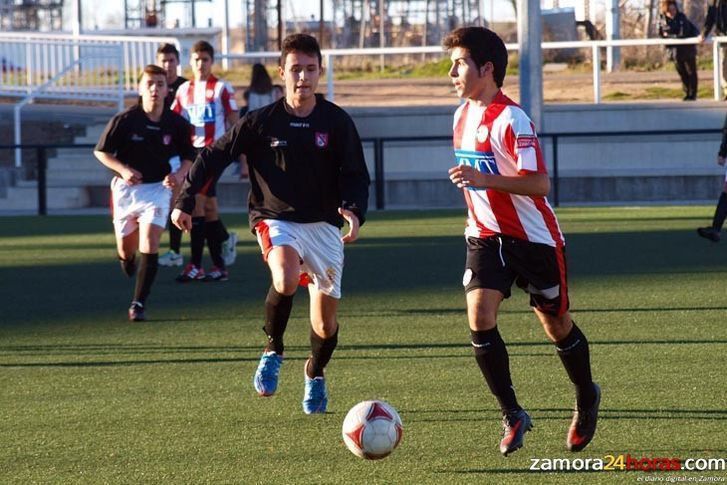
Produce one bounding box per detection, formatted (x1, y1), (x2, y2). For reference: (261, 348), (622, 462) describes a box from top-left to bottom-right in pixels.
(172, 40), (239, 282)
(444, 27), (600, 456)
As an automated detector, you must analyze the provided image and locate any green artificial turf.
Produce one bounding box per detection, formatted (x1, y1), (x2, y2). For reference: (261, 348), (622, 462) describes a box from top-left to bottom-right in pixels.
(1, 207), (726, 484)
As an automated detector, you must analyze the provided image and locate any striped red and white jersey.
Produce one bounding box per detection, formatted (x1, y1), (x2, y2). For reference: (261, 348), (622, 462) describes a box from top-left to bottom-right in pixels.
(172, 75), (238, 148)
(452, 90), (564, 247)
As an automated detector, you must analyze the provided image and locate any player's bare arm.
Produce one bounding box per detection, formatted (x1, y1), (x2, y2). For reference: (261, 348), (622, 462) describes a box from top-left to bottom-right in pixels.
(339, 208), (360, 243)
(448, 165), (550, 196)
(94, 150), (142, 185)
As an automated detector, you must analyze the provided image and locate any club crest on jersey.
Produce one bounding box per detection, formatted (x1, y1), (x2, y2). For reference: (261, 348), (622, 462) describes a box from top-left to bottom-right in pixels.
(163, 134), (172, 145)
(476, 125), (489, 143)
(315, 132), (329, 148)
(206, 89), (215, 98)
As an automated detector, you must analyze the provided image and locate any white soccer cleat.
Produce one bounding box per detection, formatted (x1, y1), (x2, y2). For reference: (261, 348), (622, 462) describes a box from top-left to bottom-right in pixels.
(223, 231), (238, 266)
(158, 250), (183, 267)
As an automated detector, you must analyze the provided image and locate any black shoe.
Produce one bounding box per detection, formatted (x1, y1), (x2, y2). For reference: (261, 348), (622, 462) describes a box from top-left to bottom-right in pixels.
(697, 227), (720, 242)
(499, 409), (533, 456)
(567, 383), (601, 452)
(128, 301), (145, 322)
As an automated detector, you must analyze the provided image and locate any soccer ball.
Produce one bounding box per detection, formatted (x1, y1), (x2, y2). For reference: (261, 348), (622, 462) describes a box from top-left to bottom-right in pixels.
(342, 400), (403, 460)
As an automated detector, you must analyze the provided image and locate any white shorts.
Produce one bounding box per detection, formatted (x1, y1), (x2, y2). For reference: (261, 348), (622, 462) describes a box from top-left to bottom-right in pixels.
(110, 177), (171, 238)
(255, 219), (344, 299)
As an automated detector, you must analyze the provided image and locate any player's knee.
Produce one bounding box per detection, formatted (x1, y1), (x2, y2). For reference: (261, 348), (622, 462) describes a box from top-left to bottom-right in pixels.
(311, 318), (338, 338)
(271, 274), (298, 295)
(470, 311), (497, 331)
(540, 313), (572, 341)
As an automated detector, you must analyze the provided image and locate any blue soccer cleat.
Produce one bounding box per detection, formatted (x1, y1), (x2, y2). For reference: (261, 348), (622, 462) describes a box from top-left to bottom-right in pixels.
(302, 360), (328, 414)
(253, 350), (283, 397)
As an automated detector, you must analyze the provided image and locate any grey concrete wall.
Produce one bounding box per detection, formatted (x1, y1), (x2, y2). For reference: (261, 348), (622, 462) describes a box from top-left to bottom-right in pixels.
(3, 101), (726, 211)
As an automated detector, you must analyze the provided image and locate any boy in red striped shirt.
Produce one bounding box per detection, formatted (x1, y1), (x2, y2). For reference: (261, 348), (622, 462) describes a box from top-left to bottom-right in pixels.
(172, 40), (239, 282)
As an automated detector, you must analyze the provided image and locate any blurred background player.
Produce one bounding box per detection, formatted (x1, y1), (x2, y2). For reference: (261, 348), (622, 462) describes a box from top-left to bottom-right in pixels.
(171, 33), (370, 414)
(172, 40), (238, 282)
(237, 63), (284, 179)
(444, 27), (600, 456)
(156, 43), (189, 268)
(697, 112), (727, 242)
(94, 64), (195, 321)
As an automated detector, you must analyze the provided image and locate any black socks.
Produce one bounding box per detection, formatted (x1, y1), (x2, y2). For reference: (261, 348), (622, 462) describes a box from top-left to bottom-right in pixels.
(555, 323), (596, 409)
(133, 252), (158, 305)
(308, 327), (339, 378)
(263, 286), (295, 354)
(119, 255), (136, 278)
(205, 220), (225, 269)
(169, 219), (182, 253)
(471, 327), (521, 415)
(190, 216), (205, 267)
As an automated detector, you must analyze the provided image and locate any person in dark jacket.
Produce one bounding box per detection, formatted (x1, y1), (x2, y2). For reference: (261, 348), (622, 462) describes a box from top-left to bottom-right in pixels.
(701, 0), (727, 98)
(697, 114), (727, 242)
(659, 0), (699, 100)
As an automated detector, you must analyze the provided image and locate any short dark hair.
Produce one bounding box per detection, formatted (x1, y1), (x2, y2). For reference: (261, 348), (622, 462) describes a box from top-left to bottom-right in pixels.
(443, 27), (508, 87)
(191, 40), (214, 60)
(156, 43), (180, 60)
(139, 64), (167, 82)
(280, 33), (322, 66)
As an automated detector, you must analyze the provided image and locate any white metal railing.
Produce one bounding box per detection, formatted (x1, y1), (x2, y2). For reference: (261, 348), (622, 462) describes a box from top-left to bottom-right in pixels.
(219, 36), (727, 103)
(0, 32), (180, 94)
(7, 40), (124, 167)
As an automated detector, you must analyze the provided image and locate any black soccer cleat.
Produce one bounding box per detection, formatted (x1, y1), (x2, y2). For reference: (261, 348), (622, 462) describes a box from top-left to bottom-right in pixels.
(567, 383), (601, 452)
(697, 227), (720, 242)
(128, 301), (145, 322)
(499, 409), (533, 456)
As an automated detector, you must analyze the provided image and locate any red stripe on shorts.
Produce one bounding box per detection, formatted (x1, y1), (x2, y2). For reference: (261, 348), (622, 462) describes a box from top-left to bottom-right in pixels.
(254, 221), (273, 261)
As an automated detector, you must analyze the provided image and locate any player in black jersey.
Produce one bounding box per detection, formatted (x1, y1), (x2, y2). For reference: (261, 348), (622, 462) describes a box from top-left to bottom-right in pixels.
(94, 64), (196, 321)
(172, 34), (370, 414)
(155, 43), (189, 268)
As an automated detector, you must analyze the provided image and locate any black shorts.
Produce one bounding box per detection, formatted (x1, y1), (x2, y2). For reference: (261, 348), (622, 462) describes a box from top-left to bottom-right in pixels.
(463, 235), (570, 316)
(196, 147), (220, 197)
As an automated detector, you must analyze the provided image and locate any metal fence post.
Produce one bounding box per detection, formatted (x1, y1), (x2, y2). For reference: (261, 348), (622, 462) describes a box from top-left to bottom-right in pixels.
(374, 138), (385, 210)
(36, 146), (47, 215)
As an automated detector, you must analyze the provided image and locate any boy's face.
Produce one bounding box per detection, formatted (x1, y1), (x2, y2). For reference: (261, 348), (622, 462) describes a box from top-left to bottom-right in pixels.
(190, 51), (213, 80)
(138, 72), (168, 108)
(157, 52), (179, 82)
(448, 46), (491, 99)
(279, 51), (321, 104)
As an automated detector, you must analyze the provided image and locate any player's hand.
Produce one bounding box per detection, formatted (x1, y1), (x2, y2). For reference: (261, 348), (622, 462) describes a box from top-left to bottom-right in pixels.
(448, 164), (487, 189)
(171, 208), (192, 232)
(699, 33), (706, 43)
(121, 166), (142, 185)
(162, 174), (176, 189)
(718, 156), (726, 166)
(339, 208), (360, 243)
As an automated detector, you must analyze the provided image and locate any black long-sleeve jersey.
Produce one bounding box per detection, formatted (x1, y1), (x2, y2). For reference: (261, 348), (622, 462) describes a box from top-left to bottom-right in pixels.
(175, 95), (370, 231)
(95, 105), (196, 183)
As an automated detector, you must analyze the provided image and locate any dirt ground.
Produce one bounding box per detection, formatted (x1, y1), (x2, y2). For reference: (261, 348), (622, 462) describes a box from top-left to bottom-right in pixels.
(326, 70), (720, 107)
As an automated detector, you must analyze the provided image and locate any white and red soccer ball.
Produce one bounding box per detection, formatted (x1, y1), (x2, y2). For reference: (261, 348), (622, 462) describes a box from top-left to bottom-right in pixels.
(342, 400), (403, 460)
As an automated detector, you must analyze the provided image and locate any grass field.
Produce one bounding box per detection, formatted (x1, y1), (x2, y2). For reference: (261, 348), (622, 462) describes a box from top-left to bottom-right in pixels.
(1, 207), (726, 484)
